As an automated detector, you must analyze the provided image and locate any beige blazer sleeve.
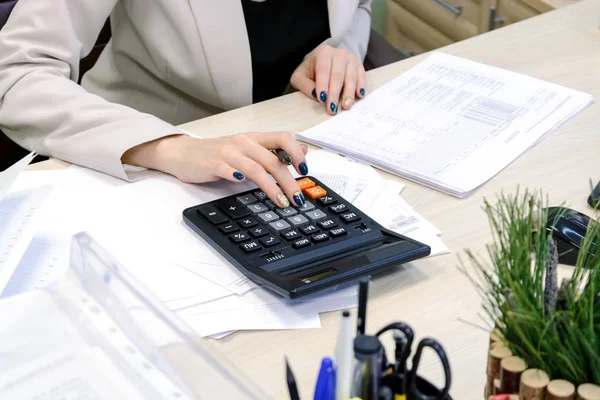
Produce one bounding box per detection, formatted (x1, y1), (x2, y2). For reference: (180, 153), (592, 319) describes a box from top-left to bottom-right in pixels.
(336, 0), (372, 61)
(0, 0), (179, 181)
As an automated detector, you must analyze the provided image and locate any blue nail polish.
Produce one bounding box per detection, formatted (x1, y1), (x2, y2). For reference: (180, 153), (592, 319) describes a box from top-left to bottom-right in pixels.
(293, 192), (306, 207)
(360, 88), (365, 96)
(319, 91), (327, 102)
(312, 88), (317, 99)
(330, 102), (338, 114)
(299, 162), (308, 176)
(233, 171), (244, 180)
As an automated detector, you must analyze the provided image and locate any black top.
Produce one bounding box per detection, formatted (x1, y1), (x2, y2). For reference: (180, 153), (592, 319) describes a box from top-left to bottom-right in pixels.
(354, 335), (382, 355)
(242, 0), (330, 103)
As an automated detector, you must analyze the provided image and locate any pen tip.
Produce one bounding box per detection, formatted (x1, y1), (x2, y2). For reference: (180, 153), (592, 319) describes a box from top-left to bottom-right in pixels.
(342, 310), (350, 317)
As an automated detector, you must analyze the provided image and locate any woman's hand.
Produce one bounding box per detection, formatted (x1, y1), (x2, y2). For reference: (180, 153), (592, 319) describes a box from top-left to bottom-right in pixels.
(290, 45), (366, 115)
(122, 132), (309, 208)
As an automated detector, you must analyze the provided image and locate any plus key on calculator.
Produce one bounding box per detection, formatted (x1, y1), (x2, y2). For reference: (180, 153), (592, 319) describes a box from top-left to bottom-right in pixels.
(183, 176), (430, 298)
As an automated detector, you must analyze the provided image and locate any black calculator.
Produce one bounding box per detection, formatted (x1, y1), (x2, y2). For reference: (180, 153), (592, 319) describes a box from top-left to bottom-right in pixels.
(182, 176), (430, 299)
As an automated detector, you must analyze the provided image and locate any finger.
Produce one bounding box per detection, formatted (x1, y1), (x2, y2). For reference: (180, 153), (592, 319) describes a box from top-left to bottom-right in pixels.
(315, 48), (332, 104)
(290, 68), (318, 101)
(341, 62), (358, 110)
(250, 131), (308, 177)
(300, 144), (309, 155)
(227, 153), (291, 209)
(327, 51), (349, 115)
(356, 63), (366, 99)
(238, 140), (305, 208)
(214, 162), (247, 183)
(243, 142), (306, 208)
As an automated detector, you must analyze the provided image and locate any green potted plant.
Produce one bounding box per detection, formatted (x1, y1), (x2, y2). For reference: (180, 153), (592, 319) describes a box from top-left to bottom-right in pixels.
(459, 189), (600, 398)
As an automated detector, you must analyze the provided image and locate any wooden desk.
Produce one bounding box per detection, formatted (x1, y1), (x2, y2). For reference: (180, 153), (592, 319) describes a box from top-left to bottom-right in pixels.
(30, 1), (600, 398)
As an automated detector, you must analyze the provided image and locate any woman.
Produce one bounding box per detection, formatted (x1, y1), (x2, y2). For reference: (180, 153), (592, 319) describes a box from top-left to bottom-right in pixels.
(0, 0), (371, 208)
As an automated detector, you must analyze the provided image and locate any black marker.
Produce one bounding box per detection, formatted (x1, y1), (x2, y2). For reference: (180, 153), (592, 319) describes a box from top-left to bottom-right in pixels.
(272, 148), (292, 165)
(357, 278), (369, 335)
(285, 356), (300, 400)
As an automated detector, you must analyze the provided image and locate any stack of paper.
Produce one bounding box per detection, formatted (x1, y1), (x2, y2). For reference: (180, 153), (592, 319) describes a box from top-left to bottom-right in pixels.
(0, 153), (55, 294)
(76, 150), (447, 339)
(1, 164), (128, 298)
(297, 53), (594, 197)
(1, 150), (448, 339)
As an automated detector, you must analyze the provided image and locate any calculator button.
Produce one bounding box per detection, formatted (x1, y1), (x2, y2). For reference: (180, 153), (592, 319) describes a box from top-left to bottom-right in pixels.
(236, 194), (258, 205)
(218, 222), (239, 234)
(329, 227), (348, 238)
(288, 214), (309, 226)
(197, 206), (228, 225)
(229, 232), (249, 243)
(318, 196), (337, 206)
(240, 240), (262, 253)
(238, 217), (258, 229)
(216, 199), (251, 219)
(356, 223), (373, 234)
(304, 186), (327, 199)
(253, 191), (268, 201)
(276, 207), (298, 218)
(300, 224), (320, 235)
(249, 227), (268, 237)
(247, 203), (269, 214)
(264, 200), (277, 210)
(296, 201), (315, 213)
(281, 229), (302, 241)
(297, 177), (316, 190)
(306, 209), (327, 220)
(260, 235), (280, 247)
(292, 238), (312, 249)
(311, 232), (330, 243)
(329, 203), (349, 214)
(269, 220), (291, 231)
(258, 211), (280, 223)
(317, 219), (338, 230)
(340, 212), (361, 223)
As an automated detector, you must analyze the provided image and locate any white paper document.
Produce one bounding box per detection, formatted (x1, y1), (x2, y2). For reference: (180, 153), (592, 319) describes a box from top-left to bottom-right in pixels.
(354, 181), (449, 257)
(74, 149), (447, 338)
(0, 152), (36, 200)
(298, 52), (594, 197)
(1, 231), (70, 298)
(0, 186), (53, 293)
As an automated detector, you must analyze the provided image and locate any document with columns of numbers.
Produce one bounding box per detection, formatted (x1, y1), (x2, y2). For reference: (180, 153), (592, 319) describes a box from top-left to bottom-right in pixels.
(297, 52), (593, 197)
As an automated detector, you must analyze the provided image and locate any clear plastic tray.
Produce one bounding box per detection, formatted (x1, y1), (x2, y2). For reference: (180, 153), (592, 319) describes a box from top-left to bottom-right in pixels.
(0, 231), (270, 399)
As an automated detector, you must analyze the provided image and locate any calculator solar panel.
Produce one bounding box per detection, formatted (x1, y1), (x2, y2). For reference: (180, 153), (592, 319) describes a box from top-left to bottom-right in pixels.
(183, 176), (430, 298)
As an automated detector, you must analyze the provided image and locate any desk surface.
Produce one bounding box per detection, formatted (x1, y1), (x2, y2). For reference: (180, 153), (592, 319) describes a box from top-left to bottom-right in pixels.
(31, 1), (600, 398)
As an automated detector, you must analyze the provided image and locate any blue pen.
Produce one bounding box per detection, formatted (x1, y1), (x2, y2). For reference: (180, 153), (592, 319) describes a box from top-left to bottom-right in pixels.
(314, 357), (336, 400)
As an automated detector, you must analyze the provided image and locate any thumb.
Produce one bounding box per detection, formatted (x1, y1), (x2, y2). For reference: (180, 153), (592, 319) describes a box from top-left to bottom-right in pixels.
(290, 69), (318, 102)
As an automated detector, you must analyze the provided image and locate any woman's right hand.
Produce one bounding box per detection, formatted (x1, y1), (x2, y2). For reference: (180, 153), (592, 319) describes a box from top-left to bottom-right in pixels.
(123, 131), (309, 208)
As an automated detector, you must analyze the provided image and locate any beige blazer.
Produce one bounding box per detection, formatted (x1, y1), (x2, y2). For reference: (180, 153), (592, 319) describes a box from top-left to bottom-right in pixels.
(0, 0), (372, 180)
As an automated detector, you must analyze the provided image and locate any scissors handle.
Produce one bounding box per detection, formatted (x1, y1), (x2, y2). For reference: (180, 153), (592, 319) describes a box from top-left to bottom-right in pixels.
(375, 322), (415, 373)
(408, 338), (451, 400)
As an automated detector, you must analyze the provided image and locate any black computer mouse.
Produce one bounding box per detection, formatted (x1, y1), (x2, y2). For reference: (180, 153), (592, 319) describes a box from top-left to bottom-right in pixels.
(543, 207), (598, 266)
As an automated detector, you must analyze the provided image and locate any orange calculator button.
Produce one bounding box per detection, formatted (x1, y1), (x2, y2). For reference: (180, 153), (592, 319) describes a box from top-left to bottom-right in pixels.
(305, 186), (327, 199)
(297, 178), (316, 190)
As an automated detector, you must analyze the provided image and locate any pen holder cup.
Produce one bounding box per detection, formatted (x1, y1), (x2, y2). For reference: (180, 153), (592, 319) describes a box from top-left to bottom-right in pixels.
(408, 374), (453, 400)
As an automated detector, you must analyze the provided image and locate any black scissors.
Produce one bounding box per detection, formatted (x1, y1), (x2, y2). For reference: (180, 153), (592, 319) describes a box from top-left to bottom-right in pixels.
(376, 323), (451, 400)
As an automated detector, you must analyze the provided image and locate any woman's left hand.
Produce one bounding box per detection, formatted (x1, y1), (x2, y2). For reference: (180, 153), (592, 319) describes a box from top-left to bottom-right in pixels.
(290, 45), (366, 115)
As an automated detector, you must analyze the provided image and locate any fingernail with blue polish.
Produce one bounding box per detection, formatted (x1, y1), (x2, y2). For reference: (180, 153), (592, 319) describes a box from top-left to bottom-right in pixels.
(293, 191), (306, 207)
(233, 171), (244, 180)
(299, 162), (308, 176)
(312, 88), (317, 99)
(319, 91), (327, 102)
(330, 102), (338, 115)
(360, 88), (365, 97)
